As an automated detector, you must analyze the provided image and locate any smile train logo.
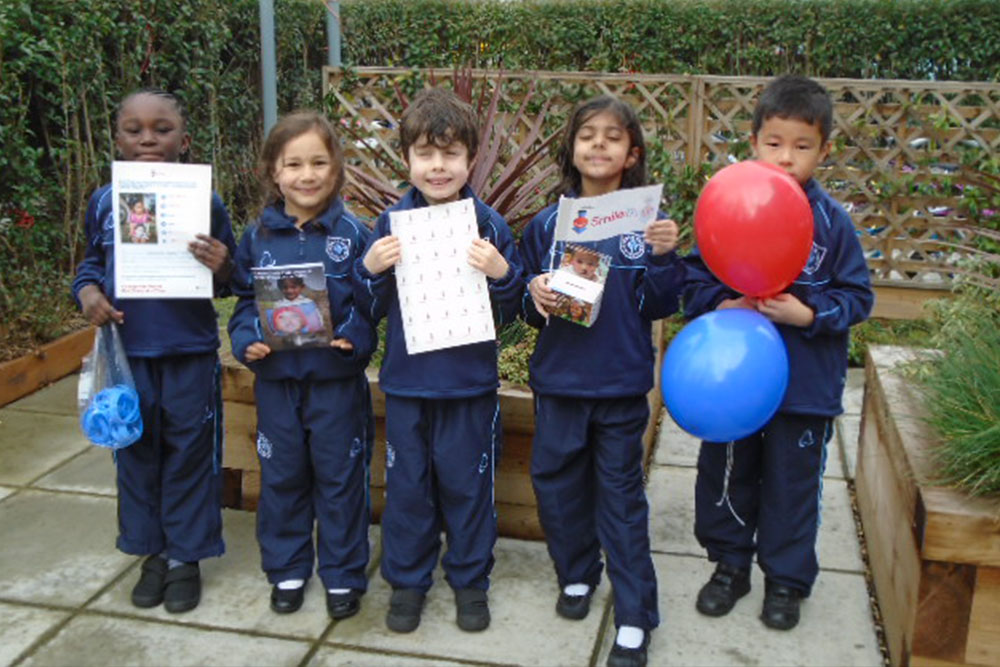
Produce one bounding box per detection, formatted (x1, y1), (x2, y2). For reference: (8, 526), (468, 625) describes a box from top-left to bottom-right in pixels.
(572, 209), (589, 234)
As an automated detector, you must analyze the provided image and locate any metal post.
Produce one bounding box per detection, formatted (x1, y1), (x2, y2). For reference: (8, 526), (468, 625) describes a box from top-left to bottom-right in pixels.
(326, 1), (342, 68)
(259, 0), (278, 135)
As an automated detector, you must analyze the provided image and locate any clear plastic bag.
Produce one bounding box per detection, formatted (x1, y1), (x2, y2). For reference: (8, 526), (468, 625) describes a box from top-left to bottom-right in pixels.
(77, 323), (143, 449)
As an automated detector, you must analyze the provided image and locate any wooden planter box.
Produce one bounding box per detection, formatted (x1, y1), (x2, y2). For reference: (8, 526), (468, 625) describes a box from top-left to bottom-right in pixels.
(0, 327), (95, 408)
(220, 323), (663, 541)
(856, 345), (1000, 667)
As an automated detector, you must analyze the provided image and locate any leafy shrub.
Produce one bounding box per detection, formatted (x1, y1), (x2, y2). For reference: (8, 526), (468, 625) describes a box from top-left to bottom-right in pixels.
(919, 286), (1000, 497)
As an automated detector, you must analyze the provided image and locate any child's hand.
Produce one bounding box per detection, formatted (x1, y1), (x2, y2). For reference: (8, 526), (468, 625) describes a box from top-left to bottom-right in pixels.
(528, 273), (559, 315)
(330, 337), (354, 351)
(468, 238), (509, 280)
(79, 284), (124, 326)
(244, 342), (271, 362)
(716, 296), (758, 311)
(755, 293), (815, 327)
(645, 219), (679, 255)
(189, 234), (232, 278)
(362, 235), (401, 275)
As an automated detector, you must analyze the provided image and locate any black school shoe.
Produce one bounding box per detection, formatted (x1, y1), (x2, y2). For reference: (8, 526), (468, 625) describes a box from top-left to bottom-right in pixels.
(454, 588), (490, 632)
(695, 562), (751, 617)
(556, 588), (594, 620)
(326, 589), (361, 620)
(131, 555), (168, 608)
(386, 588), (426, 633)
(607, 630), (649, 667)
(760, 580), (803, 630)
(163, 563), (201, 613)
(270, 585), (305, 614)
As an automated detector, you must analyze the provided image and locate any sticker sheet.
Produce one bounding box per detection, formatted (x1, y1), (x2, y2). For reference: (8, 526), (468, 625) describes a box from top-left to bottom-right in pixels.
(390, 198), (495, 354)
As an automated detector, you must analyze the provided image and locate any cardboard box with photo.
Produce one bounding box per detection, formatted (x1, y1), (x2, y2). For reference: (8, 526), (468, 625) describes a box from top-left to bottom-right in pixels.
(548, 243), (610, 327)
(251, 263), (333, 350)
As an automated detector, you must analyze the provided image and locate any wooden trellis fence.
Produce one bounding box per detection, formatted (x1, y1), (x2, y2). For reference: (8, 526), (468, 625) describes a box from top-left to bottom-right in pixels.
(324, 67), (1000, 314)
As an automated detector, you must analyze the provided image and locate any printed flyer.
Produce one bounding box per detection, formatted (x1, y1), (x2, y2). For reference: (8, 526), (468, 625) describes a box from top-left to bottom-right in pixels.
(112, 161), (213, 298)
(251, 263), (334, 350)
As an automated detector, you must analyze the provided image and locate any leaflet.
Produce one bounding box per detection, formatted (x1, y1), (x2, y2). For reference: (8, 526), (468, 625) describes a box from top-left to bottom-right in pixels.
(112, 161), (213, 298)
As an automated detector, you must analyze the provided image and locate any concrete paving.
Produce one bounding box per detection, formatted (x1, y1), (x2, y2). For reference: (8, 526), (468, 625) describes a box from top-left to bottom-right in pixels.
(0, 370), (882, 667)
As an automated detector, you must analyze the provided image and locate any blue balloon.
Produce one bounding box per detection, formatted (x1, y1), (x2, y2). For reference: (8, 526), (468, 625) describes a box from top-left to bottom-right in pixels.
(661, 309), (789, 442)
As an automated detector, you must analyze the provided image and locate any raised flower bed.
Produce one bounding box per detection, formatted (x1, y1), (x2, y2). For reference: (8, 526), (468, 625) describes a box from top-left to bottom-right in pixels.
(856, 345), (1000, 667)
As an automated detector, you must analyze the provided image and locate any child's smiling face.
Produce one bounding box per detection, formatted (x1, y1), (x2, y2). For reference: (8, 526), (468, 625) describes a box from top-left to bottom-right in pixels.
(115, 93), (190, 163)
(273, 130), (339, 224)
(406, 135), (471, 205)
(751, 115), (830, 186)
(570, 252), (600, 280)
(572, 110), (639, 196)
(280, 281), (303, 301)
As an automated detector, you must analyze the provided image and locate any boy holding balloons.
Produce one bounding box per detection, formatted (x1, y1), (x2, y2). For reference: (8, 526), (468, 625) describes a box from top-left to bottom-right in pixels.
(682, 75), (874, 631)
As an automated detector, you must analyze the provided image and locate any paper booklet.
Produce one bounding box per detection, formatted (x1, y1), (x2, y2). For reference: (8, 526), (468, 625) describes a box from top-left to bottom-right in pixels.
(251, 263), (334, 351)
(389, 198), (496, 355)
(112, 161), (213, 298)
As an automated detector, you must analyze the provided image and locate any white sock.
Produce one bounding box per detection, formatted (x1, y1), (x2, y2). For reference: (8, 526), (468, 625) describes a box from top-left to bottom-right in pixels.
(563, 583), (590, 597)
(616, 625), (644, 649)
(277, 579), (305, 591)
(327, 587), (351, 595)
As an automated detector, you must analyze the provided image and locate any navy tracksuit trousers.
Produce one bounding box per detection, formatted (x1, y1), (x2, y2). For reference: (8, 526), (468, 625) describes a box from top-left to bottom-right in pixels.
(380, 393), (500, 593)
(254, 375), (372, 590)
(115, 354), (225, 562)
(531, 395), (659, 631)
(695, 412), (833, 596)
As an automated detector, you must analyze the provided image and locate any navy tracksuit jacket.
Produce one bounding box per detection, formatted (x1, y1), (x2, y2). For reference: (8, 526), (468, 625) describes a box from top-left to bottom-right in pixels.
(228, 199), (376, 589)
(72, 184), (236, 561)
(683, 177), (874, 595)
(519, 197), (685, 631)
(353, 186), (524, 592)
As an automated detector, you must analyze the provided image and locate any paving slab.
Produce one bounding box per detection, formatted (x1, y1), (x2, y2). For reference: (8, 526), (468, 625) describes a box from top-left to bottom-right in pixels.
(32, 446), (117, 497)
(596, 553), (881, 667)
(843, 367), (866, 416)
(19, 613), (312, 667)
(0, 490), (134, 606)
(0, 602), (70, 666)
(325, 537), (608, 666)
(837, 415), (862, 480)
(7, 375), (79, 416)
(651, 411), (847, 480)
(90, 508), (380, 640)
(652, 412), (699, 468)
(308, 646), (473, 666)
(0, 410), (90, 485)
(648, 467), (864, 573)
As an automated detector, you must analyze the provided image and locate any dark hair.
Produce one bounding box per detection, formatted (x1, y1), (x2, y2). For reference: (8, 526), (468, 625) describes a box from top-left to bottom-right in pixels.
(259, 111), (345, 206)
(277, 273), (305, 290)
(115, 88), (189, 129)
(555, 95), (647, 196)
(752, 75), (833, 143)
(399, 87), (479, 160)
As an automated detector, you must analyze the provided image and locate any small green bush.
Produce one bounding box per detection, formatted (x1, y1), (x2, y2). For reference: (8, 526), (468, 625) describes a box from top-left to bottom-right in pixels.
(919, 287), (1000, 497)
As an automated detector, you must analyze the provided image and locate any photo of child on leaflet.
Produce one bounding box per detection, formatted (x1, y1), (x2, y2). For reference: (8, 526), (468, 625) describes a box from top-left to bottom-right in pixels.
(251, 264), (334, 350)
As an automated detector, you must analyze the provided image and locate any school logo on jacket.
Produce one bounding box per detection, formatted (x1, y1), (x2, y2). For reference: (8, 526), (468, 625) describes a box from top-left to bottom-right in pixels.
(620, 232), (645, 260)
(803, 242), (828, 275)
(326, 236), (351, 262)
(257, 432), (273, 459)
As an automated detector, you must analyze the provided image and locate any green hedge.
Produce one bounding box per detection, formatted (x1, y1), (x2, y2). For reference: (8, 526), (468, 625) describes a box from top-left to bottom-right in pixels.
(2, 0), (998, 349)
(343, 0), (1000, 81)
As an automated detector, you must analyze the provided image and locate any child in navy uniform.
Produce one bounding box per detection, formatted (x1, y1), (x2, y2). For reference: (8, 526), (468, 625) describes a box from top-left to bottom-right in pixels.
(73, 89), (236, 613)
(684, 75), (874, 631)
(520, 95), (684, 667)
(228, 111), (375, 618)
(353, 88), (524, 633)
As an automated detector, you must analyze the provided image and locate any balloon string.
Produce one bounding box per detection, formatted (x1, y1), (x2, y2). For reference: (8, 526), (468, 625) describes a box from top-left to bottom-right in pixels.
(715, 441), (746, 527)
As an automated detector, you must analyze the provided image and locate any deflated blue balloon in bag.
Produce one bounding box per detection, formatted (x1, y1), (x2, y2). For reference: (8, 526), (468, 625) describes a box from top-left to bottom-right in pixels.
(81, 384), (142, 449)
(661, 309), (788, 443)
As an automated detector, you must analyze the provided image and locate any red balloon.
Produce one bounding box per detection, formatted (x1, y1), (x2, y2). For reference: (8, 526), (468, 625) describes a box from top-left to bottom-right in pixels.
(694, 161), (813, 298)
